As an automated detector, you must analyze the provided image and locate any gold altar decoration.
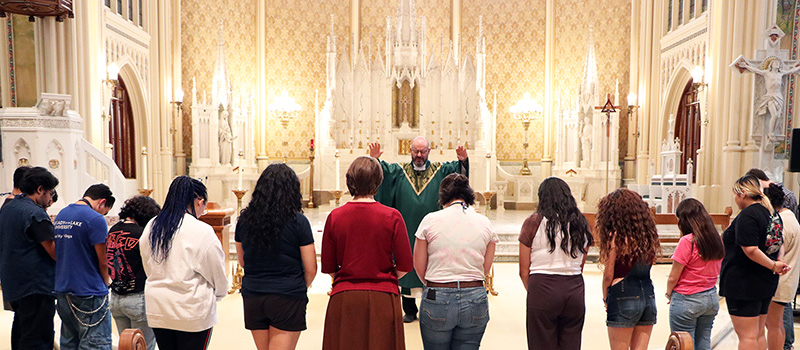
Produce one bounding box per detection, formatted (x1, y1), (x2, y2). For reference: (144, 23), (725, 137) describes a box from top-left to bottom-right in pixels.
(137, 189), (153, 197)
(509, 93), (542, 176)
(329, 190), (344, 207)
(233, 189), (248, 215)
(228, 264), (244, 294)
(485, 265), (498, 296)
(480, 191), (496, 213)
(269, 90), (301, 163)
(308, 140), (316, 208)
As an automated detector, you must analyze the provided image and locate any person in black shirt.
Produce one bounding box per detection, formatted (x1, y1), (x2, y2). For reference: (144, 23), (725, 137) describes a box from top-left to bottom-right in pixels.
(0, 166), (58, 350)
(106, 195), (161, 350)
(720, 175), (791, 350)
(235, 163), (317, 350)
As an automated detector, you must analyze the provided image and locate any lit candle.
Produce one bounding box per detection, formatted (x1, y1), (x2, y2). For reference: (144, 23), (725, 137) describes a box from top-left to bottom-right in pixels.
(335, 151), (340, 191)
(238, 149), (244, 190)
(141, 147), (148, 189)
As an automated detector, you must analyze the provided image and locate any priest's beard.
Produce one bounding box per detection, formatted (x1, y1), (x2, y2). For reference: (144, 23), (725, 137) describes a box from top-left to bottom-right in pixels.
(412, 155), (427, 171)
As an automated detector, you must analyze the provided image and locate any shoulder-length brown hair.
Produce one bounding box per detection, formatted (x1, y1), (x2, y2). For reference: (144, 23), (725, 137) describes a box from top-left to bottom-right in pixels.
(596, 189), (660, 267)
(346, 156), (383, 197)
(675, 198), (724, 261)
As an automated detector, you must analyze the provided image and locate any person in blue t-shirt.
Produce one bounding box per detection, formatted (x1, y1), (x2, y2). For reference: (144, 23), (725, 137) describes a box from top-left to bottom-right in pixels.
(53, 184), (115, 350)
(0, 167), (58, 350)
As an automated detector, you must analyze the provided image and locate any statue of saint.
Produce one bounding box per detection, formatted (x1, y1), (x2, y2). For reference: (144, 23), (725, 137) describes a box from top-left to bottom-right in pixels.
(580, 116), (593, 167)
(733, 55), (800, 142)
(218, 110), (235, 165)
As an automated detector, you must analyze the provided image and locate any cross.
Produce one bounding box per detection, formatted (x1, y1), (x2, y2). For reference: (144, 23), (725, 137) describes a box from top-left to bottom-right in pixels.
(594, 93), (620, 194)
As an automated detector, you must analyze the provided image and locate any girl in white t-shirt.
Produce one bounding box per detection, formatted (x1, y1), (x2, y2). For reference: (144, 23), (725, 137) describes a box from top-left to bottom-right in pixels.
(413, 173), (498, 349)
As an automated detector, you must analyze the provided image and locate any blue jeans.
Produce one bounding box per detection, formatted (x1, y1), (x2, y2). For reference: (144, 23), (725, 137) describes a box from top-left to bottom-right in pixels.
(110, 292), (155, 350)
(784, 302), (794, 350)
(668, 288), (719, 350)
(56, 294), (112, 350)
(419, 286), (489, 350)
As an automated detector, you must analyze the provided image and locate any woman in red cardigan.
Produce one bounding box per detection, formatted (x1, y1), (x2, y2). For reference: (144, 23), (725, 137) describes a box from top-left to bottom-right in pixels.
(321, 156), (414, 350)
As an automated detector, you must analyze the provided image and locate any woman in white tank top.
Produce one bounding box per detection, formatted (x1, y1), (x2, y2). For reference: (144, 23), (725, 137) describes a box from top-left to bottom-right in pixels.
(518, 177), (593, 350)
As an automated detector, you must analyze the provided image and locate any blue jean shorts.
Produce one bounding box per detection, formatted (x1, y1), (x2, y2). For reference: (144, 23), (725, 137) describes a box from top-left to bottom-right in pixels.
(606, 277), (657, 328)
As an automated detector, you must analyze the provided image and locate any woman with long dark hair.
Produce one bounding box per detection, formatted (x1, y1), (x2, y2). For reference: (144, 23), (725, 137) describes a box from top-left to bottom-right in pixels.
(235, 163), (317, 350)
(664, 198), (725, 350)
(140, 176), (228, 350)
(720, 175), (790, 350)
(518, 177), (593, 350)
(597, 189), (660, 350)
(413, 173), (498, 349)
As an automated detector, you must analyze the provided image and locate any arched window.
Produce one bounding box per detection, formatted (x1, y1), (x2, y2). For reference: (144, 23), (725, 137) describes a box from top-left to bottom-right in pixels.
(110, 76), (136, 178)
(674, 79), (700, 182)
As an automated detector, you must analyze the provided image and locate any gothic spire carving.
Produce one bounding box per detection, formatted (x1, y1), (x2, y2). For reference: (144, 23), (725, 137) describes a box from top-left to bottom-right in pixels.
(212, 25), (230, 108)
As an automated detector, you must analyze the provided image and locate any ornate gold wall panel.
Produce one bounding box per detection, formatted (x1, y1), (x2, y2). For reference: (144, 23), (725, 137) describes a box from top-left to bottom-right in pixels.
(462, 0), (546, 161)
(11, 14), (37, 107)
(264, 0), (350, 159)
(360, 0), (394, 51)
(554, 0), (631, 161)
(181, 0), (257, 160)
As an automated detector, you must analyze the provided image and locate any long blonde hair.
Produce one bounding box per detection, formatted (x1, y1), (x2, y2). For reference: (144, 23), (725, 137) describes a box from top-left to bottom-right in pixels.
(733, 175), (773, 214)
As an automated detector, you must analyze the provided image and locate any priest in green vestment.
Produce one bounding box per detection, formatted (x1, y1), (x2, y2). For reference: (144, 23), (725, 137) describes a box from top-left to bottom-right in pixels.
(369, 136), (468, 322)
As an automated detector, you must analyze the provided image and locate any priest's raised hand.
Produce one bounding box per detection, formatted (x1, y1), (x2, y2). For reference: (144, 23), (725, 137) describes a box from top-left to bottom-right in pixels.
(369, 142), (383, 159)
(456, 145), (468, 161)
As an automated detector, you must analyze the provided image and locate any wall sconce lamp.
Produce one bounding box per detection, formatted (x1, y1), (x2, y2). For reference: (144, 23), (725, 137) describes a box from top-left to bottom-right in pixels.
(170, 88), (184, 111)
(691, 66), (707, 91)
(104, 62), (119, 87)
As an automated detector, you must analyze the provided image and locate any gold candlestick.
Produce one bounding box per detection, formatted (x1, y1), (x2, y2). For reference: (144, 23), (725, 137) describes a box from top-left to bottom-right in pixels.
(138, 189), (153, 197)
(233, 189), (248, 214)
(308, 142), (316, 208)
(480, 191), (496, 213)
(329, 190), (343, 206)
(228, 264), (244, 294)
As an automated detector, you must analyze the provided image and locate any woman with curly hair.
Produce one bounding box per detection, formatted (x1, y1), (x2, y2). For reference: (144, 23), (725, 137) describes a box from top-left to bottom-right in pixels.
(106, 195), (161, 350)
(664, 198), (724, 350)
(235, 163), (317, 350)
(140, 176), (227, 350)
(720, 175), (790, 350)
(596, 188), (660, 350)
(519, 177), (593, 350)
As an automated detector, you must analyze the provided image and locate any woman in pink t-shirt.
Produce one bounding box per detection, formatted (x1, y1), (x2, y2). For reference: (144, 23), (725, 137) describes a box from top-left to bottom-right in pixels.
(665, 198), (725, 350)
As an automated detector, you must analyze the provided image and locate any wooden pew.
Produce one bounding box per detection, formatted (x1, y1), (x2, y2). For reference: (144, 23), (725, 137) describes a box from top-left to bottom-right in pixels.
(583, 207), (732, 263)
(119, 329), (147, 350)
(665, 331), (694, 350)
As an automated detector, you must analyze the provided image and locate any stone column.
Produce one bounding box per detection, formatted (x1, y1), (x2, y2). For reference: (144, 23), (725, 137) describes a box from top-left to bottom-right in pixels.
(541, 0), (555, 178)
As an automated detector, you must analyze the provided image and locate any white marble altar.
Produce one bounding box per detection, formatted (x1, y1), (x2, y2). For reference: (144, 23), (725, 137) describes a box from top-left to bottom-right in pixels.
(552, 28), (622, 211)
(189, 28), (258, 208)
(314, 0), (497, 193)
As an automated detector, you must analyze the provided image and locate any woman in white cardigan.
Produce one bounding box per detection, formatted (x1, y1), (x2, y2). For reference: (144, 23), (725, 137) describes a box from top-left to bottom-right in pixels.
(140, 176), (228, 350)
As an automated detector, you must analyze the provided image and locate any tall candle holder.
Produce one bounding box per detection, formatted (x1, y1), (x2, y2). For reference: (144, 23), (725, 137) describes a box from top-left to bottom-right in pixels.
(308, 140), (316, 208)
(509, 93), (543, 176)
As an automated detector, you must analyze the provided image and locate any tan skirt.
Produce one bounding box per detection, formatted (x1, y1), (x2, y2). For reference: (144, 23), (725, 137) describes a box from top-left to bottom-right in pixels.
(322, 290), (405, 350)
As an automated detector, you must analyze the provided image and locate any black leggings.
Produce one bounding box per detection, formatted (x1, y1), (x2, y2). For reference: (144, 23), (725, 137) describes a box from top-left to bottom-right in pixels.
(152, 328), (212, 350)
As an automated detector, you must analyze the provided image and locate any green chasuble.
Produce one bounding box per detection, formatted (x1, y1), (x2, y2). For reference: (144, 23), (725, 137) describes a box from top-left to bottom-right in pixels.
(375, 158), (468, 293)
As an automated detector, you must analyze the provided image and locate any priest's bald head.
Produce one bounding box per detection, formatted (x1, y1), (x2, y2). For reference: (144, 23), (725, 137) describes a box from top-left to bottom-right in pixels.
(410, 136), (430, 168)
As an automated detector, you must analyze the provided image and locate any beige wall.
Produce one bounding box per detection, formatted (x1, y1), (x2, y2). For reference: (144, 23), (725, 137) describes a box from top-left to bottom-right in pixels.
(180, 0), (631, 162)
(181, 0), (257, 160)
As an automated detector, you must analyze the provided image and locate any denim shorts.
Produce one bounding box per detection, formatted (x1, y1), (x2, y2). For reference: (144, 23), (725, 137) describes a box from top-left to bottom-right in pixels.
(606, 277), (657, 328)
